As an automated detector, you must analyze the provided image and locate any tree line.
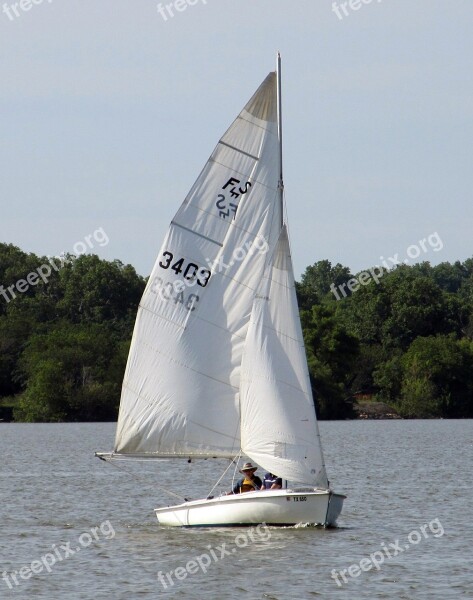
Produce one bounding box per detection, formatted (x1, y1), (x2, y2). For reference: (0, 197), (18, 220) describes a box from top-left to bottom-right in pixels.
(298, 258), (473, 419)
(0, 243), (144, 421)
(0, 242), (472, 421)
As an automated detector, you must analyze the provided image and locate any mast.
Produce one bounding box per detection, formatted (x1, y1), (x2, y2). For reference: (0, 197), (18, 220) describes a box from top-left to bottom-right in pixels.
(277, 52), (284, 228)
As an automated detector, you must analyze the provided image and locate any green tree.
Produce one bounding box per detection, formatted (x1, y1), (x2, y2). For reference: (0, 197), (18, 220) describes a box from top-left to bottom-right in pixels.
(396, 335), (473, 418)
(15, 323), (126, 421)
(372, 353), (403, 404)
(0, 314), (35, 398)
(398, 376), (441, 418)
(431, 261), (470, 293)
(340, 266), (462, 349)
(0, 244), (144, 409)
(57, 255), (145, 325)
(301, 304), (359, 419)
(297, 260), (352, 309)
(15, 359), (68, 422)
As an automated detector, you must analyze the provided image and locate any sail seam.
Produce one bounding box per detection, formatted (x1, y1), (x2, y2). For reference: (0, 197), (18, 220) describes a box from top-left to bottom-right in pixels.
(241, 372), (310, 395)
(186, 419), (242, 442)
(124, 342), (240, 391)
(142, 287), (255, 340)
(256, 322), (302, 345)
(258, 277), (294, 291)
(137, 304), (186, 330)
(192, 312), (248, 340)
(141, 290), (253, 343)
(237, 112), (279, 132)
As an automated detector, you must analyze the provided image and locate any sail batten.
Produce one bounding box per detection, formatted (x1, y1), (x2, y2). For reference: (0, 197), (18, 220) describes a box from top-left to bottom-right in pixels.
(171, 221), (224, 247)
(218, 141), (260, 161)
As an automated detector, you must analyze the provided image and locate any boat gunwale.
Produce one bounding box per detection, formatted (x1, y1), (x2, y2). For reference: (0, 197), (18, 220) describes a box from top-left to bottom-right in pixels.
(154, 489), (345, 513)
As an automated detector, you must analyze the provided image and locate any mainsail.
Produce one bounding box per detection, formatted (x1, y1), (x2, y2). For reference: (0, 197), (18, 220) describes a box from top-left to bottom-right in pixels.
(240, 227), (328, 487)
(114, 72), (283, 457)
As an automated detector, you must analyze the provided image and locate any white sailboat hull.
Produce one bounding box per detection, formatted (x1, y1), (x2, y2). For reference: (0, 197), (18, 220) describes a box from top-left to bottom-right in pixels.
(154, 488), (345, 527)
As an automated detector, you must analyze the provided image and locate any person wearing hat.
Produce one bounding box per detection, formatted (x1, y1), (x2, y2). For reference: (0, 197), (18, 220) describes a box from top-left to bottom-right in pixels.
(227, 462), (262, 494)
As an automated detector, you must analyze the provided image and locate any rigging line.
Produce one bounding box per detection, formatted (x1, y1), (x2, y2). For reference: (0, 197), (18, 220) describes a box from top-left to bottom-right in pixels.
(97, 455), (187, 503)
(206, 453), (241, 499)
(230, 452), (243, 494)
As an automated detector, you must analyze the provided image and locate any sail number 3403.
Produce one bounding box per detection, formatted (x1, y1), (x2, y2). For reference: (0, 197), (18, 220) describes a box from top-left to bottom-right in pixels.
(158, 252), (211, 287)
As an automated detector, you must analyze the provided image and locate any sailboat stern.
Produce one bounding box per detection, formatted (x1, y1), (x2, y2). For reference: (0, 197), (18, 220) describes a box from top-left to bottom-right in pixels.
(325, 491), (346, 527)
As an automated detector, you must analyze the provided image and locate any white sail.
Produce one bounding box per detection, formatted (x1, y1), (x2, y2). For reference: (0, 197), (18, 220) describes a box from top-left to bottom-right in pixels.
(240, 227), (328, 487)
(114, 72), (283, 457)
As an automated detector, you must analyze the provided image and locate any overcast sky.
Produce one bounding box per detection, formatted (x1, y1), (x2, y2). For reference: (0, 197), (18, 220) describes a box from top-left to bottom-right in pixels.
(1, 0), (472, 278)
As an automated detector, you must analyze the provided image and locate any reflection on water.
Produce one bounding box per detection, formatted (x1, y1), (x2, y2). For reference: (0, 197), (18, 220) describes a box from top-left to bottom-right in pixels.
(1, 420), (472, 599)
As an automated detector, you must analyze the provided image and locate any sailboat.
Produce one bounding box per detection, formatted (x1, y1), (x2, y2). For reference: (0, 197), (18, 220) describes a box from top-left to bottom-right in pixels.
(96, 54), (345, 527)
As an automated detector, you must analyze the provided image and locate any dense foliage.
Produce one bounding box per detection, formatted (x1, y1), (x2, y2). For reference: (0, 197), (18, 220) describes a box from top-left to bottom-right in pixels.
(1, 243), (472, 421)
(0, 243), (145, 421)
(298, 259), (473, 419)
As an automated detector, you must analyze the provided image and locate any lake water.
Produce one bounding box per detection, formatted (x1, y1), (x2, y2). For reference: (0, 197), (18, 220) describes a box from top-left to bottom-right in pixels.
(1, 420), (472, 599)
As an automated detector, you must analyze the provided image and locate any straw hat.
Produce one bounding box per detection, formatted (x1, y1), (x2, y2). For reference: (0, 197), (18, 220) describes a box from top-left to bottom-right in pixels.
(240, 462), (257, 473)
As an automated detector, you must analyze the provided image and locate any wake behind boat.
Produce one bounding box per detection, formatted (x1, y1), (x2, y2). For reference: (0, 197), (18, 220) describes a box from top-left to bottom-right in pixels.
(96, 54), (346, 527)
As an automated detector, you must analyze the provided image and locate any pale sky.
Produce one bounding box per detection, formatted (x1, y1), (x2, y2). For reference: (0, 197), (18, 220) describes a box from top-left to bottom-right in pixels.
(1, 0), (472, 278)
